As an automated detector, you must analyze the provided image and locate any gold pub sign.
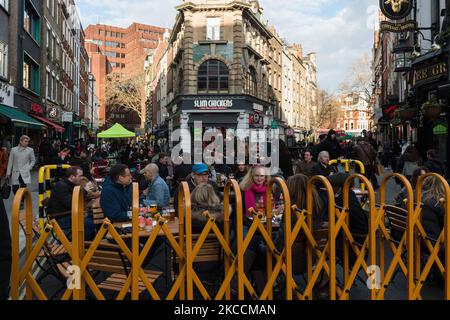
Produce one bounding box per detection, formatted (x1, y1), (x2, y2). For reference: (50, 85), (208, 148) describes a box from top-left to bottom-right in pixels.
(413, 62), (449, 86)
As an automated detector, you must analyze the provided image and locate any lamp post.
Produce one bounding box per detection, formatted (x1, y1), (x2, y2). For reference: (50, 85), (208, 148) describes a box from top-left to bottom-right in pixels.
(88, 73), (94, 135)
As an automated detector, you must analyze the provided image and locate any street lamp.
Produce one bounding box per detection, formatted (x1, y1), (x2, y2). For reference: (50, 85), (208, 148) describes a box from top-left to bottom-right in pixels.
(88, 73), (94, 131)
(393, 38), (414, 73)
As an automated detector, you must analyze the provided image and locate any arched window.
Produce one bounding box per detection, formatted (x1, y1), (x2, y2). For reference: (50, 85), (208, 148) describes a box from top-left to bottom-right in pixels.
(245, 67), (257, 97)
(197, 59), (229, 94)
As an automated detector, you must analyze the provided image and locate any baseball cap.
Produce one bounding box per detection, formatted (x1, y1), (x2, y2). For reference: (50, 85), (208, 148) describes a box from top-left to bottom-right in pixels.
(192, 163), (209, 174)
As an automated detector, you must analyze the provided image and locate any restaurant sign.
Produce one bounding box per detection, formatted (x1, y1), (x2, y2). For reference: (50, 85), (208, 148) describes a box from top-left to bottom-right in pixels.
(193, 99), (233, 110)
(413, 62), (449, 86)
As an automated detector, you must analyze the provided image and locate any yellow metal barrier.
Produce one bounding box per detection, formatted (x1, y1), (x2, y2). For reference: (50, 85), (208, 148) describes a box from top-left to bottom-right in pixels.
(11, 187), (74, 300)
(412, 173), (450, 300)
(10, 173), (450, 300)
(339, 174), (376, 300)
(377, 173), (414, 299)
(329, 159), (366, 191)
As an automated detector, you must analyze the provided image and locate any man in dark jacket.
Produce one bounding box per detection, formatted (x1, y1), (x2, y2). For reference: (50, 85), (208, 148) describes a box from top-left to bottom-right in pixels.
(310, 151), (334, 177)
(100, 164), (133, 222)
(424, 149), (447, 178)
(0, 197), (11, 299)
(173, 163), (220, 212)
(46, 166), (95, 240)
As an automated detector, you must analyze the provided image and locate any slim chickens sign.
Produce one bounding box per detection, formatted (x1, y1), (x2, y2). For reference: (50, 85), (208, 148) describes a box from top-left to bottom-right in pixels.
(380, 0), (413, 20)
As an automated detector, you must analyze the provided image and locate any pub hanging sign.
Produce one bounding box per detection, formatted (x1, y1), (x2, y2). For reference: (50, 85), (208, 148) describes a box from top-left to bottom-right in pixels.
(380, 0), (413, 21)
(413, 62), (449, 86)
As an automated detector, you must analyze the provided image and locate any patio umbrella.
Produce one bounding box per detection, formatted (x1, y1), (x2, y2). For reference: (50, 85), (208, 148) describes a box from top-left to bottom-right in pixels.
(97, 123), (136, 138)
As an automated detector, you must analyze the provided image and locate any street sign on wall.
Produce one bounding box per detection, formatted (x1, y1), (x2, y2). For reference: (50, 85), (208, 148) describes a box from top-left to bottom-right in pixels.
(62, 112), (73, 122)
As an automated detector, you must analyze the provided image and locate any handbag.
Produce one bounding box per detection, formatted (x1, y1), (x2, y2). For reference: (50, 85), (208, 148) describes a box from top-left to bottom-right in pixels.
(1, 179), (11, 199)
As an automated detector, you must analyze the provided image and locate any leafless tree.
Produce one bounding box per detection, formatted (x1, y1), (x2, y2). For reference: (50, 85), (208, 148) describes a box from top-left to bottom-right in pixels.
(340, 53), (374, 104)
(105, 73), (146, 121)
(314, 89), (341, 129)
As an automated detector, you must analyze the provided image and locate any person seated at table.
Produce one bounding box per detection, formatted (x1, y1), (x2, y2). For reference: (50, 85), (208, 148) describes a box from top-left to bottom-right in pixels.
(173, 163), (220, 212)
(310, 151), (334, 177)
(395, 166), (429, 208)
(233, 162), (248, 182)
(239, 165), (269, 216)
(190, 183), (227, 233)
(100, 164), (132, 222)
(141, 163), (170, 208)
(295, 150), (316, 177)
(79, 175), (100, 209)
(46, 166), (95, 240)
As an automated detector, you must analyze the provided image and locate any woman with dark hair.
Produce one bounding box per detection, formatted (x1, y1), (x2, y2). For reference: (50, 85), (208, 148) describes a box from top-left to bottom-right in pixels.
(395, 166), (429, 208)
(277, 139), (294, 179)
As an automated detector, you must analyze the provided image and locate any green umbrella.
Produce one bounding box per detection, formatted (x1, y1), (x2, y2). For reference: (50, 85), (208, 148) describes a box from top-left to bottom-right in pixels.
(97, 123), (136, 138)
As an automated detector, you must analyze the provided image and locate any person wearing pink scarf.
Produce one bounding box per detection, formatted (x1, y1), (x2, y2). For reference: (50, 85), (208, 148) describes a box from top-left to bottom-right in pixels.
(239, 166), (268, 216)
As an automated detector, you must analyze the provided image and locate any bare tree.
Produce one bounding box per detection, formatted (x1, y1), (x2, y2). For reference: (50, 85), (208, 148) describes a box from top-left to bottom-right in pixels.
(105, 73), (146, 122)
(340, 53), (374, 103)
(314, 89), (340, 129)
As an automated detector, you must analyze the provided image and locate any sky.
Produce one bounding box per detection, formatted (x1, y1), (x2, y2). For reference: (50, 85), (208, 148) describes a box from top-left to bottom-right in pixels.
(76, 0), (379, 92)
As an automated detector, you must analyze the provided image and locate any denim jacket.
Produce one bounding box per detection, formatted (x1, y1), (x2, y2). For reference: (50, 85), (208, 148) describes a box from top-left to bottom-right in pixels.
(146, 175), (170, 208)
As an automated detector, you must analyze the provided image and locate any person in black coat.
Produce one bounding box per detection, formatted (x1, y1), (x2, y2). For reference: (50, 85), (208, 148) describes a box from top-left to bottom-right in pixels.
(0, 197), (11, 300)
(316, 129), (342, 161)
(424, 149), (447, 178)
(278, 139), (294, 179)
(310, 151), (336, 177)
(46, 166), (95, 240)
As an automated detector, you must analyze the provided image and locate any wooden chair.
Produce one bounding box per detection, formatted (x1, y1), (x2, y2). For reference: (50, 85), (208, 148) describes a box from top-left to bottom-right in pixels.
(83, 241), (163, 296)
(91, 204), (106, 232)
(172, 233), (223, 295)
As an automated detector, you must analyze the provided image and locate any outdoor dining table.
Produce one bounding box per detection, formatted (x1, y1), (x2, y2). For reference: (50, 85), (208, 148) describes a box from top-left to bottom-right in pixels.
(106, 217), (180, 240)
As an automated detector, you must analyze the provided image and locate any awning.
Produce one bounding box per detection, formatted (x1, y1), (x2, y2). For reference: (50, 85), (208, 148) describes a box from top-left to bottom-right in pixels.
(29, 114), (65, 133)
(0, 104), (46, 129)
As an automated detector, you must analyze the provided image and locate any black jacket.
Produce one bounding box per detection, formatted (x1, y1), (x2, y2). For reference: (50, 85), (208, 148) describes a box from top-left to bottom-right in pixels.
(0, 198), (11, 299)
(46, 178), (82, 216)
(421, 198), (444, 243)
(424, 159), (447, 178)
(310, 162), (332, 177)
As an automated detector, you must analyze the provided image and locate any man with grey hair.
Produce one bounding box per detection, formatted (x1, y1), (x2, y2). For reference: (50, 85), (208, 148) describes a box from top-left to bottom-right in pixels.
(310, 150), (333, 177)
(141, 163), (170, 208)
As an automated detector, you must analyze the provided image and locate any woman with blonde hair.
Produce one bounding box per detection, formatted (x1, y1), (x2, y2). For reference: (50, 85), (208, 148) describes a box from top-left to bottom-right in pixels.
(190, 183), (226, 233)
(239, 165), (270, 216)
(421, 175), (446, 243)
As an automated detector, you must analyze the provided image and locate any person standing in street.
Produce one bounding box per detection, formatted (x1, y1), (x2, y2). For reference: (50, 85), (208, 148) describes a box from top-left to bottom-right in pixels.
(6, 135), (36, 194)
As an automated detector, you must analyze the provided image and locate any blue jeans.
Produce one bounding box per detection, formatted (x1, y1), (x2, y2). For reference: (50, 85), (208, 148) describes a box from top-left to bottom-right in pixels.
(57, 215), (95, 241)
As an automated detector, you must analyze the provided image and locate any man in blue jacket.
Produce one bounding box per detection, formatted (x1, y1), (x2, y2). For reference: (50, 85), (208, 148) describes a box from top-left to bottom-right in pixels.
(100, 164), (133, 222)
(141, 163), (170, 208)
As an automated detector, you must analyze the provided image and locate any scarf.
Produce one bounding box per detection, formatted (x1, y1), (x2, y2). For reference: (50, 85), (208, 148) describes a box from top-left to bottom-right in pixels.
(244, 183), (267, 216)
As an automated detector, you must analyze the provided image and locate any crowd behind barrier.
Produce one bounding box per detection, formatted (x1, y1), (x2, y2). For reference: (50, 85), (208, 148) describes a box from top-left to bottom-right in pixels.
(8, 171), (450, 300)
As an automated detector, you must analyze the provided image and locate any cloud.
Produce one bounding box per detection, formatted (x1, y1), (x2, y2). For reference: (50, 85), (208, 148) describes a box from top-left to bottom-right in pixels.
(77, 0), (378, 91)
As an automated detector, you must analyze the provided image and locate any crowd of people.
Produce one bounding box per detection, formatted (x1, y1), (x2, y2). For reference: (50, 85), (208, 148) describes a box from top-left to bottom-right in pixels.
(0, 129), (448, 299)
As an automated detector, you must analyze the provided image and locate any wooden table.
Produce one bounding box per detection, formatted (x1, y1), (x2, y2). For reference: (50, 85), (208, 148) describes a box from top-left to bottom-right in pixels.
(106, 217), (180, 240)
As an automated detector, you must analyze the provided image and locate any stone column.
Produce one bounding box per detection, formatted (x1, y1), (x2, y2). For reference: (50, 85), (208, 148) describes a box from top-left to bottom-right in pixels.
(231, 10), (244, 94)
(183, 11), (196, 94)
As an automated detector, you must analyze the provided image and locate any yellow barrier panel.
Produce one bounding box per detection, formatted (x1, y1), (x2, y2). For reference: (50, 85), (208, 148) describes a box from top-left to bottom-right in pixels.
(377, 173), (414, 300)
(329, 159), (366, 191)
(339, 174), (376, 300)
(11, 188), (74, 300)
(412, 173), (450, 300)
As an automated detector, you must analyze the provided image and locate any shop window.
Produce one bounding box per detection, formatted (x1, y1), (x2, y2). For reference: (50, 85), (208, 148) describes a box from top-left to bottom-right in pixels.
(197, 59), (229, 94)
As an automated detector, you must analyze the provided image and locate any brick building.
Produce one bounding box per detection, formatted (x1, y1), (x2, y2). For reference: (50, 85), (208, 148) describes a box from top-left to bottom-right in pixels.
(84, 22), (166, 129)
